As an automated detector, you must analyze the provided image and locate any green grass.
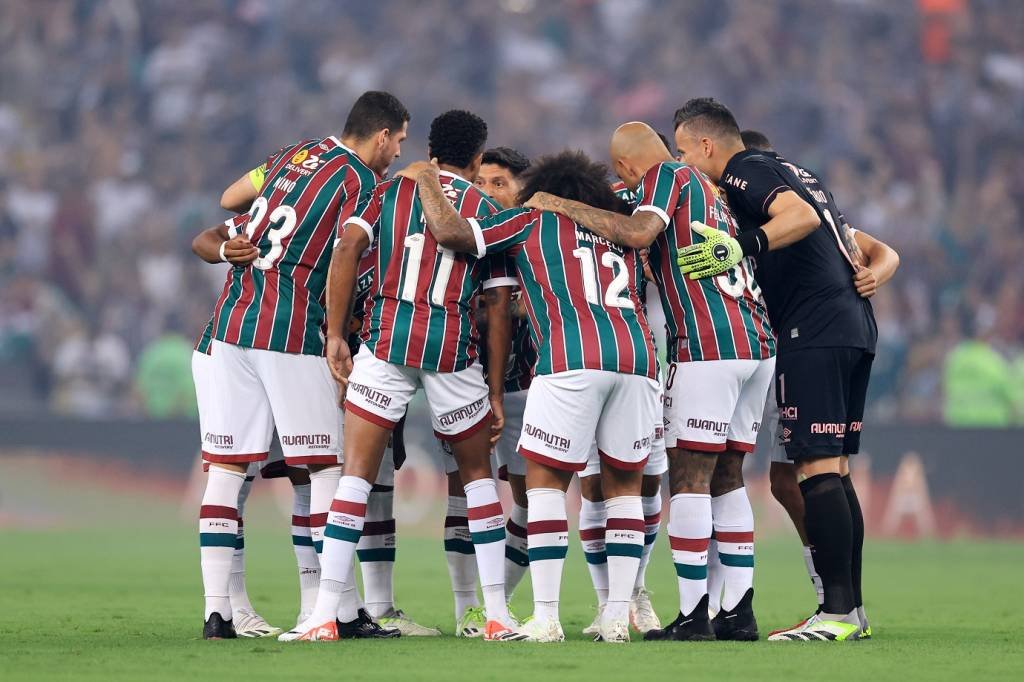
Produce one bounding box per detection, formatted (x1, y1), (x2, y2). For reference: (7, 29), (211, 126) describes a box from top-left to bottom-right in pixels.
(2, 521), (1023, 681)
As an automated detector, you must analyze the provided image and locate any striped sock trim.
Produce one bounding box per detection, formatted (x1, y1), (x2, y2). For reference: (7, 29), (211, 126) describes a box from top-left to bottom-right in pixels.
(529, 545), (569, 561)
(444, 538), (475, 554)
(200, 505), (238, 547)
(356, 547), (397, 562)
(505, 545), (530, 566)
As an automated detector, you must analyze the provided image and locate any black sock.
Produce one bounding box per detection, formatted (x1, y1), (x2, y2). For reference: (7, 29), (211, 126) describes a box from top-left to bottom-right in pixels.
(799, 473), (855, 616)
(841, 474), (864, 608)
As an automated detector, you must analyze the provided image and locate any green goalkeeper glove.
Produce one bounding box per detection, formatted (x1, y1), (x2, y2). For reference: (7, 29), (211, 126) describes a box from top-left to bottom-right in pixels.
(677, 221), (744, 279)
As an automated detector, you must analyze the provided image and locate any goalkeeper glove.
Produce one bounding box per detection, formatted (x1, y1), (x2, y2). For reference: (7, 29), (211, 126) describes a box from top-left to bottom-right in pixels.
(677, 222), (766, 279)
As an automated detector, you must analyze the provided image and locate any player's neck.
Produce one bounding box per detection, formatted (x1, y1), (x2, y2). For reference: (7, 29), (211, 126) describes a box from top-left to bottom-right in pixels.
(437, 163), (471, 180)
(340, 135), (377, 169)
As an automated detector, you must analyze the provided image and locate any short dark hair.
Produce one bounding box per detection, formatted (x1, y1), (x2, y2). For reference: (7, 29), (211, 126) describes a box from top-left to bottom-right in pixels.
(673, 97), (742, 141)
(741, 129), (773, 151)
(481, 147), (531, 176)
(516, 150), (625, 213)
(656, 132), (672, 154)
(428, 110), (488, 169)
(343, 91), (410, 140)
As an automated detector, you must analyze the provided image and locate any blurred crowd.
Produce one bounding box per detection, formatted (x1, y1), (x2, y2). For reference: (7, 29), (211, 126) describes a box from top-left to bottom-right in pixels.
(1, 0), (1022, 424)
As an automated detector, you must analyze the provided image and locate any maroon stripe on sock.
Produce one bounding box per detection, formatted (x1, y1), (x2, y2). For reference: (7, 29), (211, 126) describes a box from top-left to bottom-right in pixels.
(237, 518), (244, 528)
(669, 536), (710, 552)
(715, 531), (754, 543)
(444, 516), (468, 528)
(200, 505), (237, 520)
(467, 502), (504, 520)
(362, 519), (397, 535)
(292, 515), (311, 527)
(528, 520), (568, 535)
(579, 527), (604, 541)
(330, 499), (367, 516)
(644, 512), (661, 525)
(309, 513), (328, 527)
(506, 520), (527, 538)
(606, 518), (646, 532)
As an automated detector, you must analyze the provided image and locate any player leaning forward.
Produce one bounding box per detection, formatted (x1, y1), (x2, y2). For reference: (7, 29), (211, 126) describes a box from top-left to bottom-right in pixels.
(285, 110), (524, 642)
(191, 91), (410, 639)
(674, 98), (877, 641)
(413, 150), (661, 643)
(527, 123), (775, 641)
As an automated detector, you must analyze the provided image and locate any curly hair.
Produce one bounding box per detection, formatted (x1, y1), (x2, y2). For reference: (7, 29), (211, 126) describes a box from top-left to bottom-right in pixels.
(428, 110), (488, 169)
(515, 150), (628, 214)
(481, 146), (531, 176)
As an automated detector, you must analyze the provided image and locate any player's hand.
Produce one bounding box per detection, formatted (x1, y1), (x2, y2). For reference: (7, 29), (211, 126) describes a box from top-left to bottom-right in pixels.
(524, 191), (557, 212)
(853, 265), (878, 298)
(489, 393), (505, 446)
(394, 158), (440, 181)
(326, 335), (353, 386)
(222, 236), (259, 265)
(677, 221), (743, 280)
(640, 248), (655, 282)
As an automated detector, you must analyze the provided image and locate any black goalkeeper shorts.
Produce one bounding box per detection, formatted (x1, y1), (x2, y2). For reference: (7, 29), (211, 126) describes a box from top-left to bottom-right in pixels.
(775, 347), (874, 460)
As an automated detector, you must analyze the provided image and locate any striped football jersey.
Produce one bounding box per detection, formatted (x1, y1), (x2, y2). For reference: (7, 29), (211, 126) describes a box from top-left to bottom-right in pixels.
(211, 137), (378, 356)
(468, 208), (658, 379)
(636, 161), (775, 362)
(346, 170), (501, 372)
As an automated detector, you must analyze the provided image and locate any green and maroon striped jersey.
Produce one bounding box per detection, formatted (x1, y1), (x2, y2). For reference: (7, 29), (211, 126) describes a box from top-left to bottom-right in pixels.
(468, 208), (658, 379)
(637, 161), (775, 363)
(611, 180), (639, 211)
(211, 137), (378, 356)
(194, 317), (214, 355)
(478, 254), (537, 393)
(346, 170), (501, 372)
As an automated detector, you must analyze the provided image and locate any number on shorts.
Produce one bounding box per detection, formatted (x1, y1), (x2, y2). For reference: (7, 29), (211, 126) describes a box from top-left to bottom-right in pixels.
(400, 233), (456, 305)
(571, 248), (633, 309)
(778, 372), (786, 404)
(244, 196), (299, 270)
(665, 363), (678, 390)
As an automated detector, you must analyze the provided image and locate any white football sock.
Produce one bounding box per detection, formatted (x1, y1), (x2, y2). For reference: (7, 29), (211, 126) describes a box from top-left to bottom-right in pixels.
(464, 477), (508, 622)
(803, 545), (824, 607)
(707, 537), (724, 613)
(668, 493), (711, 616)
(527, 488), (568, 622)
(358, 485), (396, 618)
(308, 465), (341, 555)
(228, 469), (255, 615)
(307, 475), (371, 625)
(200, 466), (246, 620)
(634, 491), (662, 596)
(444, 495), (479, 620)
(289, 482), (319, 616)
(578, 496), (608, 607)
(712, 487), (754, 611)
(604, 495), (645, 623)
(504, 502), (530, 599)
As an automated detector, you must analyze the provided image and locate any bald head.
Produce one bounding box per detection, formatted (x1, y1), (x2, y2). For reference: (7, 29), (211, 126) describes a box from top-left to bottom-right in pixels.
(609, 122), (674, 189)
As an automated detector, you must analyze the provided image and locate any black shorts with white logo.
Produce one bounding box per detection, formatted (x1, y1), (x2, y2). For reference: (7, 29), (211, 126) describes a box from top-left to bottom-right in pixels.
(775, 347), (874, 459)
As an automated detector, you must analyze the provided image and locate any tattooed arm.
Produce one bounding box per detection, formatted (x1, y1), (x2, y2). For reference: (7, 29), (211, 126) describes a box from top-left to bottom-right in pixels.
(414, 167), (479, 253)
(524, 192), (663, 249)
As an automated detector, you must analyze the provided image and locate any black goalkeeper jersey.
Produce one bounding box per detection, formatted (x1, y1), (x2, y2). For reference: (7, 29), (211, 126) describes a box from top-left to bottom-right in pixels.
(719, 149), (876, 353)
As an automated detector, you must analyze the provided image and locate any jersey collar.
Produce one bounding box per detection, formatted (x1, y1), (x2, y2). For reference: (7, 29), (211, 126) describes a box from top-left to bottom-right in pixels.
(439, 169), (470, 185)
(327, 136), (380, 181)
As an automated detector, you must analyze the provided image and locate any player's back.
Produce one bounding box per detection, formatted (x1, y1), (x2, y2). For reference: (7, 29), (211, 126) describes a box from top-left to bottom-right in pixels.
(722, 149), (876, 351)
(213, 137), (378, 355)
(480, 208), (657, 379)
(639, 161), (775, 363)
(357, 170), (500, 372)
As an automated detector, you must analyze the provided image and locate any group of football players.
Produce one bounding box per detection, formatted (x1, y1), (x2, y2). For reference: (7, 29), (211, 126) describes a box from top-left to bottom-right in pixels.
(191, 89), (899, 644)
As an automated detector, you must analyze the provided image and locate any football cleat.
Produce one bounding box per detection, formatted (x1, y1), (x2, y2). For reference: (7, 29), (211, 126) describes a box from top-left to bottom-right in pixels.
(595, 618), (630, 643)
(857, 606), (872, 639)
(277, 620), (338, 642)
(767, 612), (860, 641)
(643, 594), (716, 642)
(337, 609), (401, 639)
(710, 588), (758, 641)
(484, 618), (528, 641)
(582, 604), (604, 636)
(377, 608), (441, 636)
(630, 588), (661, 633)
(232, 609), (282, 638)
(456, 606), (487, 638)
(203, 612), (237, 640)
(518, 616), (565, 643)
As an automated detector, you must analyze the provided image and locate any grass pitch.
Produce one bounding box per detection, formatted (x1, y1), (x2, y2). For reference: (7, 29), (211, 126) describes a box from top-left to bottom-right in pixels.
(2, 514), (1023, 681)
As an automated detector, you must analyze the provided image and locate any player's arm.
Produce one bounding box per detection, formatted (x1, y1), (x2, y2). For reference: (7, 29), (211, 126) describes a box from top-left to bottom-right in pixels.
(523, 193), (663, 249)
(220, 166), (264, 213)
(851, 229), (900, 298)
(483, 285), (513, 445)
(191, 220), (258, 265)
(325, 225), (370, 385)
(412, 165), (480, 253)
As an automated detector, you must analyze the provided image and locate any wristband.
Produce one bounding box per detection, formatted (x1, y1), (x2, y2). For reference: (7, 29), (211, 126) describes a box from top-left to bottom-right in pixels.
(219, 241), (229, 262)
(736, 227), (768, 257)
